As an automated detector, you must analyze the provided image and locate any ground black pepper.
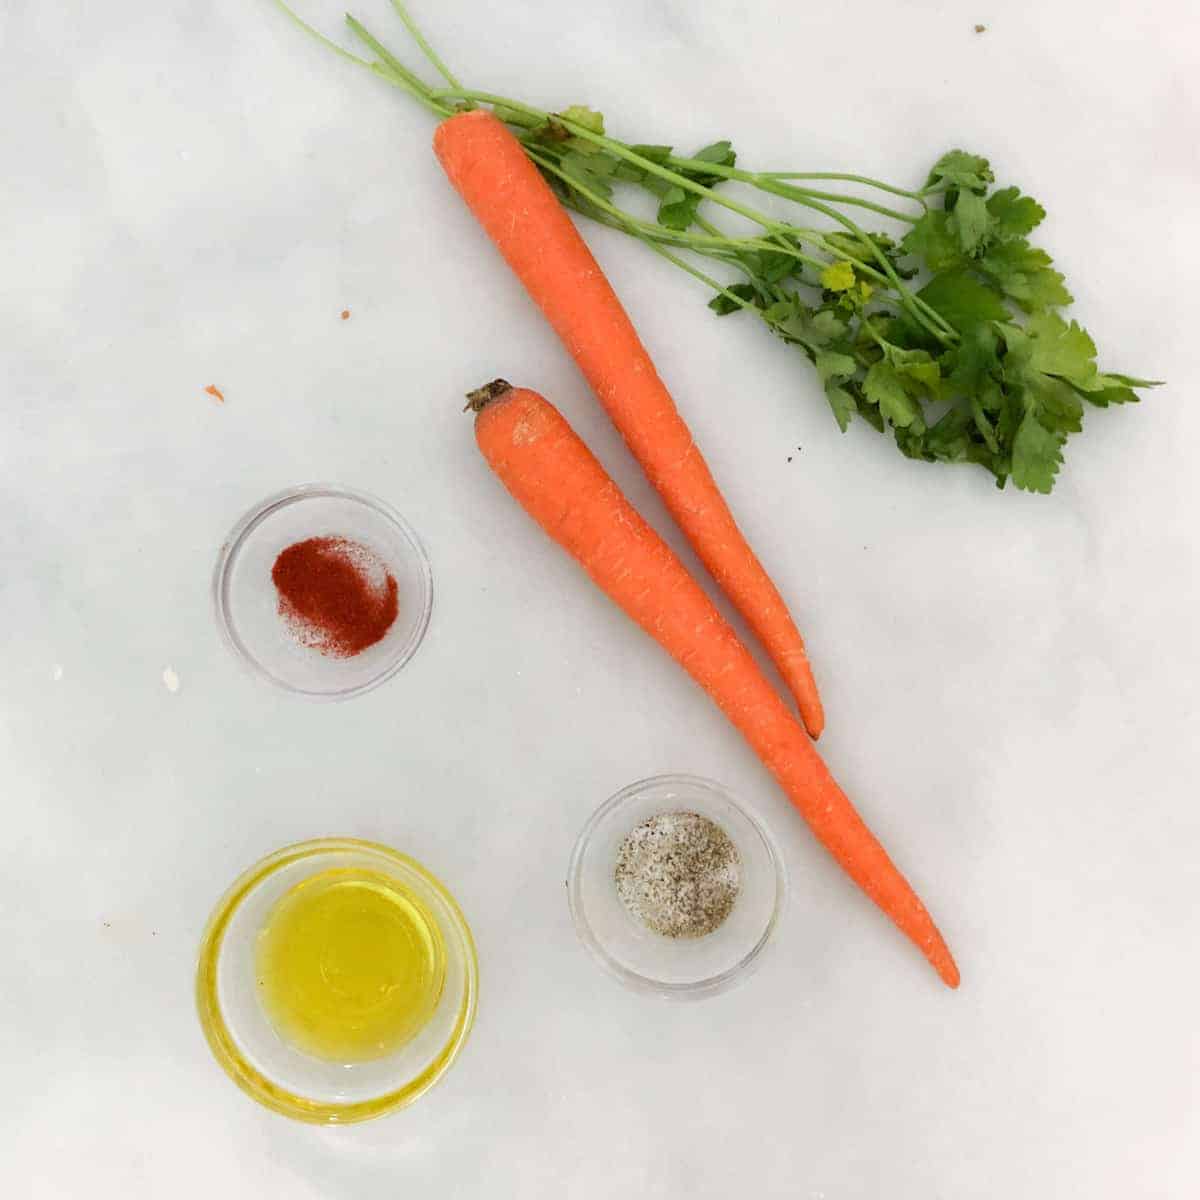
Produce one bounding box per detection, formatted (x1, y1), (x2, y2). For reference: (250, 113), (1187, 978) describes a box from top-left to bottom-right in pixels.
(614, 811), (741, 938)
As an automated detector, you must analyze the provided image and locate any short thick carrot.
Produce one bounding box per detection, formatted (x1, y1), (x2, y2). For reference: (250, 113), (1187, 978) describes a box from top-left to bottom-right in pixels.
(435, 110), (825, 739)
(470, 381), (959, 988)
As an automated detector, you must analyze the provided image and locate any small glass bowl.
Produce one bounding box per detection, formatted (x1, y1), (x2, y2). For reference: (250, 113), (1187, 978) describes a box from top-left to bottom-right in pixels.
(195, 839), (478, 1124)
(213, 484), (432, 699)
(568, 774), (786, 999)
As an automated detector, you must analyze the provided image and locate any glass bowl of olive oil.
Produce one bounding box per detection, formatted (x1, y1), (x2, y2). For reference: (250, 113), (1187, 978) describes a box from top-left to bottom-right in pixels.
(196, 839), (478, 1123)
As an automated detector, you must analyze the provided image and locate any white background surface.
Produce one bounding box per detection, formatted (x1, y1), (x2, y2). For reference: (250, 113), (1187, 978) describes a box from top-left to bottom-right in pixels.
(3, 1), (1198, 1195)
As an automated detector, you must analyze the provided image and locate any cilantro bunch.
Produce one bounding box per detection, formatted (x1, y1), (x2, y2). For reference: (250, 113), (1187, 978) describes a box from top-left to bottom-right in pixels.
(520, 131), (1158, 493)
(286, 1), (1160, 494)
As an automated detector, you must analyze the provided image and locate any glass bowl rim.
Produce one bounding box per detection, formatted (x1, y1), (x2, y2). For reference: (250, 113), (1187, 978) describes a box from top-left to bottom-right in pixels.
(212, 482), (434, 701)
(195, 837), (478, 1124)
(566, 773), (787, 1000)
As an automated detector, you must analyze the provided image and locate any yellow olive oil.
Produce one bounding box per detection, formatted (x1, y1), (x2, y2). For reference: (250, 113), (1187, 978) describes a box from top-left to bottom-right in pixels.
(255, 867), (446, 1063)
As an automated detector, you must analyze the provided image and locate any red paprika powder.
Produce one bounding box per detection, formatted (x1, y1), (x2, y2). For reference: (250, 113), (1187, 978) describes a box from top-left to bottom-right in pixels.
(271, 537), (399, 658)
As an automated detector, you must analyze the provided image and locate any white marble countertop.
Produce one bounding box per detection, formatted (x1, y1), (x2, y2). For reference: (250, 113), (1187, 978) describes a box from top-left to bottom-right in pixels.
(3, 1), (1198, 1196)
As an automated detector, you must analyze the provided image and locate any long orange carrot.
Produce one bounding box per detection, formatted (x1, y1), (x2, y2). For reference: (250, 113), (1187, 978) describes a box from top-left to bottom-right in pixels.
(436, 110), (825, 739)
(469, 381), (958, 988)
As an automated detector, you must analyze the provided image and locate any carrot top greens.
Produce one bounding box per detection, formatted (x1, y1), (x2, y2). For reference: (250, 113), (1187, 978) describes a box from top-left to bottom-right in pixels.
(278, 0), (1159, 494)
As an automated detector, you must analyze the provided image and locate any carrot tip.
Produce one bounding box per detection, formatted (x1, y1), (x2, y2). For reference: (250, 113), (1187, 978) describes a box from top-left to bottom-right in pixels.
(802, 712), (824, 740)
(936, 956), (961, 989)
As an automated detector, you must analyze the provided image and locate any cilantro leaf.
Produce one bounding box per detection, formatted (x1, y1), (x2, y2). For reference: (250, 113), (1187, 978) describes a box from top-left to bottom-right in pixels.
(707, 283), (758, 316)
(888, 346), (941, 395)
(657, 185), (699, 230)
(918, 268), (1008, 330)
(820, 261), (856, 292)
(947, 321), (1002, 396)
(1029, 375), (1084, 434)
(614, 146), (673, 182)
(977, 377), (1005, 415)
(980, 239), (1072, 312)
(1026, 313), (1099, 386)
(680, 140), (737, 186)
(924, 405), (976, 460)
(986, 187), (1046, 240)
(864, 361), (923, 428)
(762, 296), (799, 324)
(558, 105), (605, 135)
(656, 140), (737, 225)
(900, 211), (963, 272)
(1070, 369), (1161, 408)
(826, 231), (918, 280)
(810, 310), (846, 340)
(947, 190), (992, 254)
(629, 144), (672, 163)
(926, 150), (994, 193)
(1076, 383), (1139, 408)
(970, 398), (1001, 453)
(815, 350), (858, 384)
(560, 150), (617, 199)
(693, 140), (736, 165)
(750, 249), (799, 285)
(1071, 371), (1161, 408)
(1014, 266), (1073, 313)
(807, 310), (847, 345)
(1097, 371), (1164, 388)
(825, 382), (856, 432)
(854, 388), (886, 432)
(1012, 411), (1064, 493)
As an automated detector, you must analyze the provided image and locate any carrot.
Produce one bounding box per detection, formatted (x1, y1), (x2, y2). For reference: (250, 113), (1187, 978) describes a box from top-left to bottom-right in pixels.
(469, 381), (959, 988)
(435, 110), (826, 739)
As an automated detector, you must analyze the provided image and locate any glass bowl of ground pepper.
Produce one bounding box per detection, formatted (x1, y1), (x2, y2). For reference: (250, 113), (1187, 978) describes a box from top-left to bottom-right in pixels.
(568, 774), (787, 998)
(214, 484), (432, 699)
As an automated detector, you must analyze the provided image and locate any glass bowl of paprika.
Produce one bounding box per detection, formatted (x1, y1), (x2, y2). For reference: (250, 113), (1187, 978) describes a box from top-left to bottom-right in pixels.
(213, 484), (433, 699)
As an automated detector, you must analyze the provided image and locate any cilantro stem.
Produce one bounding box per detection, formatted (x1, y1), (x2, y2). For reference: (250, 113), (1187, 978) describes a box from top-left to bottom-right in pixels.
(525, 148), (779, 319)
(761, 171), (929, 204)
(524, 146), (828, 274)
(666, 156), (917, 224)
(860, 315), (890, 353)
(431, 86), (956, 345)
(753, 179), (956, 344)
(308, 25), (955, 352)
(783, 188), (916, 224)
(638, 154), (956, 344)
(345, 16), (456, 117)
(432, 86), (952, 343)
(276, 3), (458, 118)
(382, 4), (929, 216)
(385, 0), (463, 90)
(631, 238), (821, 356)
(272, 1), (376, 72)
(435, 88), (800, 234)
(643, 243), (760, 314)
